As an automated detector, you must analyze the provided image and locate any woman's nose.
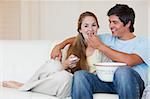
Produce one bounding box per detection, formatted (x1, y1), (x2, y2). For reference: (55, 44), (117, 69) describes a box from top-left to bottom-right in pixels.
(88, 27), (93, 31)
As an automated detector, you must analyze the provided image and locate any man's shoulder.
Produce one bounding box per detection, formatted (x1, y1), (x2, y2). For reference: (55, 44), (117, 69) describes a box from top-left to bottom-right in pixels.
(98, 33), (115, 43)
(135, 36), (149, 44)
(98, 33), (112, 39)
(98, 33), (111, 37)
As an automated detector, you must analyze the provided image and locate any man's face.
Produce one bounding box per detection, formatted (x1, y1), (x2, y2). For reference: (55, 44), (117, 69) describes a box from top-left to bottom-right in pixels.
(108, 15), (129, 38)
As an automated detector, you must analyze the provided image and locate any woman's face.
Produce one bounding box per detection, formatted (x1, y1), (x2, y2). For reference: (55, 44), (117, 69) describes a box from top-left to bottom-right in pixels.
(79, 16), (99, 41)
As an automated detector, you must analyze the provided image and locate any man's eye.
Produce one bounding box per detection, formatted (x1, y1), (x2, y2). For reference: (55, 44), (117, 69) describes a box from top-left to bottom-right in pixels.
(113, 21), (118, 24)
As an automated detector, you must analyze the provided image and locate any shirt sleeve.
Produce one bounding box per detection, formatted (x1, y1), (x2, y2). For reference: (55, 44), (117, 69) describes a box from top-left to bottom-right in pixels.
(98, 33), (113, 45)
(133, 38), (150, 67)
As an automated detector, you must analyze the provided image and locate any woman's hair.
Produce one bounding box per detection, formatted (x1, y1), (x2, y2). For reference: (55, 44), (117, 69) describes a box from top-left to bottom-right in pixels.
(77, 11), (99, 32)
(66, 11), (99, 73)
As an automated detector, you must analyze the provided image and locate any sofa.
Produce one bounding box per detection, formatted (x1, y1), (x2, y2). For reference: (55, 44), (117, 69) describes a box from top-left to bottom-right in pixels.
(0, 40), (149, 99)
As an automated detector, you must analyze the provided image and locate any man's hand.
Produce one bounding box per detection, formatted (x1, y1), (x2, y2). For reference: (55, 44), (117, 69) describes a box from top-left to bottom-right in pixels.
(50, 37), (75, 61)
(87, 34), (104, 49)
(50, 44), (62, 61)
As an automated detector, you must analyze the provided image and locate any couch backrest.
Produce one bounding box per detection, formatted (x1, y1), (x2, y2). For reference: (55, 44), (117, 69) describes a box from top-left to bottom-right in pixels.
(0, 40), (149, 84)
(0, 40), (60, 83)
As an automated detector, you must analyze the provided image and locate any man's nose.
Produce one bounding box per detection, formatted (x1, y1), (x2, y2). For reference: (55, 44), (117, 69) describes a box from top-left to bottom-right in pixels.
(109, 22), (114, 28)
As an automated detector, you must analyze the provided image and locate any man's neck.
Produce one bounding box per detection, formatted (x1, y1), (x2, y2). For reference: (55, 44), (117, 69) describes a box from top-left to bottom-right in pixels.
(119, 32), (136, 40)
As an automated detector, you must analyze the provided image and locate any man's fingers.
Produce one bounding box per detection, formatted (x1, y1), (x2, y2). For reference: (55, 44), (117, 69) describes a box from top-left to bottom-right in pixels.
(50, 53), (54, 59)
(50, 53), (57, 59)
(58, 54), (62, 61)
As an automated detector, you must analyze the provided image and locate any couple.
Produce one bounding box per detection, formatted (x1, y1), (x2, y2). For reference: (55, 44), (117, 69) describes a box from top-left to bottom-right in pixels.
(3, 4), (149, 99)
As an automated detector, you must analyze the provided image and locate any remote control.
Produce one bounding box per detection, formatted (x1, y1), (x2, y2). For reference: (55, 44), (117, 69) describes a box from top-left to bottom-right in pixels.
(70, 57), (78, 61)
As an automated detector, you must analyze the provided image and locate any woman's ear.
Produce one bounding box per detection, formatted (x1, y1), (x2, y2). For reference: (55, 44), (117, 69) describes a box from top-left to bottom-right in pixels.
(79, 29), (82, 34)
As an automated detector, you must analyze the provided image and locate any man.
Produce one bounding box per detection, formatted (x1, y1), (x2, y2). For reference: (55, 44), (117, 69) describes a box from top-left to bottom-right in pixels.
(51, 4), (149, 99)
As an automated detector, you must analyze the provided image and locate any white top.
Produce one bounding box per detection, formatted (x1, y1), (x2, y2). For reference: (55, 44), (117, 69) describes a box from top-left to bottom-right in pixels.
(87, 49), (112, 73)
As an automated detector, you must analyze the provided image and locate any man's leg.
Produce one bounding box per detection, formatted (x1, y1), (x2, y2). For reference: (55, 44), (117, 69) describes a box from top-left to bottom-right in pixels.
(71, 70), (116, 99)
(114, 66), (145, 99)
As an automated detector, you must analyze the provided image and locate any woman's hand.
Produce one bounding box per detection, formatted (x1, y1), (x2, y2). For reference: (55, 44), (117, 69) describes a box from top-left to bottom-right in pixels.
(50, 44), (62, 61)
(62, 54), (79, 69)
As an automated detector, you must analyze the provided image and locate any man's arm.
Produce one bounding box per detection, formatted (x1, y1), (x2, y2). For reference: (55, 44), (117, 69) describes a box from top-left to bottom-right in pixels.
(88, 34), (143, 67)
(98, 44), (143, 66)
(51, 37), (75, 60)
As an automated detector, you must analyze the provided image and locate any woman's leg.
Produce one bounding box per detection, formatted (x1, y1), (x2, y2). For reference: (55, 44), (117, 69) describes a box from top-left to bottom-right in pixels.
(27, 60), (63, 82)
(31, 70), (73, 98)
(2, 60), (63, 89)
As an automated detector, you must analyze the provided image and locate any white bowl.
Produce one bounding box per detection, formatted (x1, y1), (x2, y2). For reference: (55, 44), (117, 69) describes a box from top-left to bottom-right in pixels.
(94, 62), (126, 82)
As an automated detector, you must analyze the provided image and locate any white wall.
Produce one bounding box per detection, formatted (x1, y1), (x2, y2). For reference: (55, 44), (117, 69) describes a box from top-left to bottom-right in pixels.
(21, 0), (41, 40)
(39, 0), (149, 41)
(0, 0), (149, 40)
(0, 1), (20, 39)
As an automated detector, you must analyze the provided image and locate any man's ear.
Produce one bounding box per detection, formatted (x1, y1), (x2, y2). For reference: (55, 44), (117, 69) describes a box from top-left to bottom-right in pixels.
(126, 21), (131, 28)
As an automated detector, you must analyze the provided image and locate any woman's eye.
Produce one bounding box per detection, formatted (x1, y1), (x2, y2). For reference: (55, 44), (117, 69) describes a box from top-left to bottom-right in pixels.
(84, 25), (88, 27)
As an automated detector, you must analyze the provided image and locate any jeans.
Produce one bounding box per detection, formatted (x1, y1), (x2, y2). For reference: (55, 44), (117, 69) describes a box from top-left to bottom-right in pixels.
(71, 66), (145, 99)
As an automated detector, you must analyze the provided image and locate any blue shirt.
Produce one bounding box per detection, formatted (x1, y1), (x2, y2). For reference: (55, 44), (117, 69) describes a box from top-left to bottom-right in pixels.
(99, 33), (150, 86)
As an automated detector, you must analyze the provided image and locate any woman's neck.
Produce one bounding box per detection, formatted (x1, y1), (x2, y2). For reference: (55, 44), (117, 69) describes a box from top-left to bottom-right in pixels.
(86, 46), (95, 57)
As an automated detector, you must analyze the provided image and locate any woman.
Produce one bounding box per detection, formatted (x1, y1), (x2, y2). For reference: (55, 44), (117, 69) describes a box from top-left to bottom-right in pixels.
(2, 11), (111, 98)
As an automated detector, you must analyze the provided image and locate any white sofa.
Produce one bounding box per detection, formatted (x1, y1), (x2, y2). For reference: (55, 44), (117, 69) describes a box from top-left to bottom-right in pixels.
(0, 40), (148, 99)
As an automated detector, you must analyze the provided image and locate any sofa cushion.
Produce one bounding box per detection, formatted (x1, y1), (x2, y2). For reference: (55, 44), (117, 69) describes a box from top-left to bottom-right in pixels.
(0, 84), (57, 99)
(0, 84), (118, 99)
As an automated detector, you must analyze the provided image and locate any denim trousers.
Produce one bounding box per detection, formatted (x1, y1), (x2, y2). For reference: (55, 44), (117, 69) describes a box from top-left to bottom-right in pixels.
(71, 66), (145, 99)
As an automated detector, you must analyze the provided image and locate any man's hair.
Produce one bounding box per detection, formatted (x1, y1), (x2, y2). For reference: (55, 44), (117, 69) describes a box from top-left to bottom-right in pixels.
(107, 4), (135, 32)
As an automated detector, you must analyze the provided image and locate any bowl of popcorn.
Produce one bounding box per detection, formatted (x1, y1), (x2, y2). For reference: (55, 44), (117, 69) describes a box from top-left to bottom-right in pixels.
(94, 62), (126, 82)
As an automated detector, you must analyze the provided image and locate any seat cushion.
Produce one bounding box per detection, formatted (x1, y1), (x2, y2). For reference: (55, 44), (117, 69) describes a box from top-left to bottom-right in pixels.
(65, 94), (119, 99)
(0, 85), (118, 99)
(0, 85), (58, 99)
(93, 93), (118, 99)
